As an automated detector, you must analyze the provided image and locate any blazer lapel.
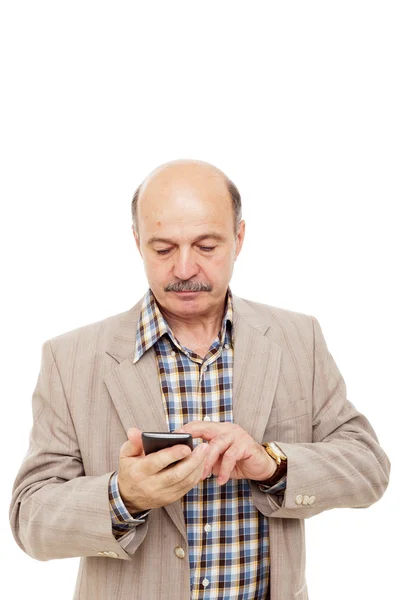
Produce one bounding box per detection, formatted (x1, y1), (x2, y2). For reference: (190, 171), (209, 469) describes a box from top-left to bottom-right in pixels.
(103, 347), (169, 433)
(232, 295), (282, 442)
(103, 296), (187, 539)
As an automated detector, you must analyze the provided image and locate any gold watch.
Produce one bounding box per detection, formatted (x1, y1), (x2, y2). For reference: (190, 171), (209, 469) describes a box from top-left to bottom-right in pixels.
(261, 442), (287, 486)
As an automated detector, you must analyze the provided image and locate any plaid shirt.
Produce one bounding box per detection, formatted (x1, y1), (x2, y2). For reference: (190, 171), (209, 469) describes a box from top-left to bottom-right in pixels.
(109, 287), (286, 599)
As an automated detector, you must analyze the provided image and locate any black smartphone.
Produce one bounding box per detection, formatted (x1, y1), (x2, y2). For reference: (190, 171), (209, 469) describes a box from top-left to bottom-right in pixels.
(141, 432), (193, 455)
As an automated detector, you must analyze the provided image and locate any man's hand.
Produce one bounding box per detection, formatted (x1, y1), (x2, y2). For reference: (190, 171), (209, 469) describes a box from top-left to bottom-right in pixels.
(176, 421), (277, 485)
(117, 427), (210, 514)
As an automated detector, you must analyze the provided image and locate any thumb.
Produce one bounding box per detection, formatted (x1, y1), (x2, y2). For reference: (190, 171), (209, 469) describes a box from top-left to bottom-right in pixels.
(120, 427), (144, 459)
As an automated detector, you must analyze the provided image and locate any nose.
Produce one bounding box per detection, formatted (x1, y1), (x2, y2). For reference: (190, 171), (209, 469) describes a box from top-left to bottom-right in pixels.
(172, 248), (200, 281)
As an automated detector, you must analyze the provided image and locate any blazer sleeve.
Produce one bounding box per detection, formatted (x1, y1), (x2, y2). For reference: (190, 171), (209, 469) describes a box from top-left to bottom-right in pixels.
(9, 340), (148, 561)
(250, 315), (391, 519)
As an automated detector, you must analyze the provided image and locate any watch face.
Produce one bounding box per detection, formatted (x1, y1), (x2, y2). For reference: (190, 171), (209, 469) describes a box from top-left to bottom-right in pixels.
(269, 442), (286, 460)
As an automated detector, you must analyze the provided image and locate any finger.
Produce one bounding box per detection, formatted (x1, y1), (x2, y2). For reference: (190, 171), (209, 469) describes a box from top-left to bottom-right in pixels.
(201, 432), (235, 478)
(210, 456), (223, 478)
(144, 443), (193, 476)
(176, 421), (225, 440)
(120, 427), (144, 459)
(158, 442), (210, 488)
(217, 446), (242, 485)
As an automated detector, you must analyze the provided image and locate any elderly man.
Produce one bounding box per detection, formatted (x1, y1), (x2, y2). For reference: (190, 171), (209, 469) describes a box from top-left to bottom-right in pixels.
(10, 159), (390, 600)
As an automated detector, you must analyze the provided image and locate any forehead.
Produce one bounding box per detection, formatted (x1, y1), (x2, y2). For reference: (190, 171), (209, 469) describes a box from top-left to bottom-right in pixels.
(137, 168), (233, 236)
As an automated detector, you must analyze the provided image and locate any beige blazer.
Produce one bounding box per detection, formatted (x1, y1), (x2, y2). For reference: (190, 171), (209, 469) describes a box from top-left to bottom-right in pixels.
(9, 294), (390, 600)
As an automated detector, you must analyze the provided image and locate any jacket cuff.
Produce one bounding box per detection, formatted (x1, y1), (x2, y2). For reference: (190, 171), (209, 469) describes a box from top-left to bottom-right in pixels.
(109, 471), (150, 538)
(258, 474), (287, 495)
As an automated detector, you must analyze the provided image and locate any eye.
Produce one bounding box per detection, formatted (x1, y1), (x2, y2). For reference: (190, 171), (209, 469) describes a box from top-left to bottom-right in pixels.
(155, 246), (215, 255)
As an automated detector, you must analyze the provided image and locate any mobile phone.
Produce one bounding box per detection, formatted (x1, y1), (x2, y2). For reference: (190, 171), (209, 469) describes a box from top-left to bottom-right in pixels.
(141, 432), (193, 455)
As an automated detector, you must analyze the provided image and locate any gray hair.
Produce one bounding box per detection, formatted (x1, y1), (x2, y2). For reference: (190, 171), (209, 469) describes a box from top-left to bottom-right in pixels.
(131, 175), (242, 238)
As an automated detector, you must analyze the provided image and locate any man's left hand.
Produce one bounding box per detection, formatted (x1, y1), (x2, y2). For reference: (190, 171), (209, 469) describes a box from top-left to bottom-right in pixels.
(176, 421), (277, 485)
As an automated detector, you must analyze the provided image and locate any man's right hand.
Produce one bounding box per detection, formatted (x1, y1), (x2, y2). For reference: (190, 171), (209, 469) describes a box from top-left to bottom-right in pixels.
(117, 427), (210, 515)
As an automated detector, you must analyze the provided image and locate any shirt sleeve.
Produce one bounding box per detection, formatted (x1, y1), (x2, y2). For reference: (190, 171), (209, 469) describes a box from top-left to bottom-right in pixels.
(108, 471), (150, 540)
(258, 474), (287, 495)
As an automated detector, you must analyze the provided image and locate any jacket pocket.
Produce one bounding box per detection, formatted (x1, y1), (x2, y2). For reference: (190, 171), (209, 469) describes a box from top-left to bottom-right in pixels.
(265, 398), (311, 443)
(267, 398), (309, 425)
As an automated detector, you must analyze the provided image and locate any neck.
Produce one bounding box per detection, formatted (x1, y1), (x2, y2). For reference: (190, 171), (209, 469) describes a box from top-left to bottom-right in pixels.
(158, 301), (226, 345)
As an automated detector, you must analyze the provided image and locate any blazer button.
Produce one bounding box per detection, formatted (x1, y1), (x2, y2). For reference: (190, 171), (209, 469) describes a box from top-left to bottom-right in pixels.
(302, 495), (310, 505)
(97, 551), (118, 558)
(295, 494), (303, 505)
(174, 546), (185, 559)
(308, 495), (316, 505)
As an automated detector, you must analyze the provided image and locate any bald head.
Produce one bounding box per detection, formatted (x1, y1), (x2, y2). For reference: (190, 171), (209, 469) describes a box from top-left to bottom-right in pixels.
(131, 159), (242, 238)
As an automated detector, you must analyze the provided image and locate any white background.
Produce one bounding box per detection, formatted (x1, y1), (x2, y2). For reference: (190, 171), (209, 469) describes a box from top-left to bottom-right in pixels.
(1, 1), (399, 598)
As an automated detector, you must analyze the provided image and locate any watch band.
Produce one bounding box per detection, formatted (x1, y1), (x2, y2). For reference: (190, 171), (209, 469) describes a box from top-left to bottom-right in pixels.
(259, 456), (287, 486)
(260, 442), (287, 486)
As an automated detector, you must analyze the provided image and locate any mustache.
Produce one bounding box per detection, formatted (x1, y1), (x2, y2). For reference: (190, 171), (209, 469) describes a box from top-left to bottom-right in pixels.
(165, 281), (212, 292)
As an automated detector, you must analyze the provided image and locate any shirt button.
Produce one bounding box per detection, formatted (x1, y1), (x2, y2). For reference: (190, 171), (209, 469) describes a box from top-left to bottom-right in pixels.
(295, 494), (303, 505)
(170, 350), (176, 357)
(224, 343), (230, 349)
(203, 365), (208, 371)
(206, 473), (212, 478)
(203, 415), (211, 422)
(174, 546), (185, 559)
(202, 578), (210, 588)
(204, 524), (211, 533)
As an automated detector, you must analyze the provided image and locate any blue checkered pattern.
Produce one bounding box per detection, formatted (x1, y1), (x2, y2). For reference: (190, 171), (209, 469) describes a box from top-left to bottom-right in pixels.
(109, 287), (286, 598)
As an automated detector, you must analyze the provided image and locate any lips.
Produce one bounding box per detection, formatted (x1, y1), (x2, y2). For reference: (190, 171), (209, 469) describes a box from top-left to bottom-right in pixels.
(174, 290), (201, 296)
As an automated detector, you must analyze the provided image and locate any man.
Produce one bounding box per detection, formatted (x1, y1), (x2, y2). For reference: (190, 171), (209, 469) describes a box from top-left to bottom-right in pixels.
(10, 159), (390, 600)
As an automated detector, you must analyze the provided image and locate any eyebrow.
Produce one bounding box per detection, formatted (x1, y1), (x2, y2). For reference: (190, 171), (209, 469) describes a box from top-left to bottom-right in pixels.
(147, 233), (227, 246)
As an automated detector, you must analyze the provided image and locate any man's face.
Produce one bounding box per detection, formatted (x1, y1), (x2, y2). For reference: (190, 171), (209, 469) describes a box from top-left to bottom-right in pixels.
(133, 166), (245, 319)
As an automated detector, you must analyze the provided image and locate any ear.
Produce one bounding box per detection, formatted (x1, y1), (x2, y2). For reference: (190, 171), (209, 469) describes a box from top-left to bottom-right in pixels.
(132, 225), (143, 258)
(234, 220), (245, 260)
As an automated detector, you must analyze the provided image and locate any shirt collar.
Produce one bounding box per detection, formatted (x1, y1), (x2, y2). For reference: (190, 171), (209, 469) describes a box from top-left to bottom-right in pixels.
(133, 286), (234, 363)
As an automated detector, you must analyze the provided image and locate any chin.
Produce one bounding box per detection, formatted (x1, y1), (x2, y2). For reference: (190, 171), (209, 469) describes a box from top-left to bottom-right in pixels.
(168, 292), (209, 310)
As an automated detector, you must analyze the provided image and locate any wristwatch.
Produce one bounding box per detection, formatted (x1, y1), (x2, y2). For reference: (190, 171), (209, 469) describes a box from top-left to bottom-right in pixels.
(261, 442), (287, 486)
